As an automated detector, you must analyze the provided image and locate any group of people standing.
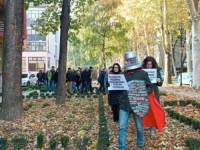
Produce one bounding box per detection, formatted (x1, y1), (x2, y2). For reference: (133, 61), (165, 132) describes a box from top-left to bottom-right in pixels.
(103, 51), (163, 150)
(36, 66), (94, 94)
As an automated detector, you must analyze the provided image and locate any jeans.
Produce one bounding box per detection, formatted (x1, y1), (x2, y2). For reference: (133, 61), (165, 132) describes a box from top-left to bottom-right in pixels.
(98, 82), (104, 92)
(88, 81), (93, 92)
(47, 80), (55, 92)
(81, 82), (88, 94)
(72, 81), (78, 92)
(118, 109), (144, 150)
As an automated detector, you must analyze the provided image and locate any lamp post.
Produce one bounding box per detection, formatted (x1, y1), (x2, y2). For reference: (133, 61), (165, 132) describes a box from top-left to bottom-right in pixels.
(180, 47), (184, 86)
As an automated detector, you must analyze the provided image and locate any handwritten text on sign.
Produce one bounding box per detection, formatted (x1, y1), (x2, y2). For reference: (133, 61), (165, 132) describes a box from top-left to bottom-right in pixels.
(128, 80), (149, 117)
(108, 74), (129, 90)
(142, 69), (157, 83)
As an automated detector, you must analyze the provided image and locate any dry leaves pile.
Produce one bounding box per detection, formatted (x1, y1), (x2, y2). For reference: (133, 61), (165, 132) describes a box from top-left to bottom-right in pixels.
(104, 91), (200, 150)
(0, 87), (199, 150)
(0, 97), (99, 149)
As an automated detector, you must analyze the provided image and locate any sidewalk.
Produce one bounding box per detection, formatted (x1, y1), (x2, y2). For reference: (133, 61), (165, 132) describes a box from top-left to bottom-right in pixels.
(159, 86), (200, 100)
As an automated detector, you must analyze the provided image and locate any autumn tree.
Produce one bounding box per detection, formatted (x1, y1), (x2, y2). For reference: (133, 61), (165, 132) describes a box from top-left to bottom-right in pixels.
(26, 0), (97, 104)
(0, 0), (24, 120)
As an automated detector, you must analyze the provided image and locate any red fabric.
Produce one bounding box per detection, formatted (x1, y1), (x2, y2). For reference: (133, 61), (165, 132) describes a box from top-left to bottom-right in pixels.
(126, 68), (142, 75)
(142, 91), (166, 131)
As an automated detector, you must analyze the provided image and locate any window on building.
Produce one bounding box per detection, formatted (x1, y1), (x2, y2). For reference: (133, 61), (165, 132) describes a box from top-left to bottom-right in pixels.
(28, 57), (46, 71)
(48, 58), (50, 68)
(55, 45), (57, 57)
(27, 42), (46, 51)
(22, 57), (26, 72)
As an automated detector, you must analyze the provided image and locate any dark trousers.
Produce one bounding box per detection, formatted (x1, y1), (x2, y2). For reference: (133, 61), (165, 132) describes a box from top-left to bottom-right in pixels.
(98, 82), (104, 92)
(88, 81), (93, 92)
(81, 82), (88, 94)
(112, 105), (119, 122)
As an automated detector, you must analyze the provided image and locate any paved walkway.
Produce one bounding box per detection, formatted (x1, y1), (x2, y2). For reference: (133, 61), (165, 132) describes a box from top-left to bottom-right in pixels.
(159, 86), (200, 100)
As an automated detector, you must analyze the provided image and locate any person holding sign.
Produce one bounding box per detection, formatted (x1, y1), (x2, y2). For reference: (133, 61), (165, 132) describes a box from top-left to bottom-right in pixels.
(106, 63), (122, 122)
(142, 56), (163, 137)
(118, 51), (153, 150)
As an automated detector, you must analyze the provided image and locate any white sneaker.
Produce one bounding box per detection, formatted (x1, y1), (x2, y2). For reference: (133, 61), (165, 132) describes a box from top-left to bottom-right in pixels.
(150, 131), (155, 138)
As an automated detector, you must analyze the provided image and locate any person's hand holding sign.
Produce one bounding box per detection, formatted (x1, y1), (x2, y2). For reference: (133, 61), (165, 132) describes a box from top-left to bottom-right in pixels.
(157, 78), (161, 83)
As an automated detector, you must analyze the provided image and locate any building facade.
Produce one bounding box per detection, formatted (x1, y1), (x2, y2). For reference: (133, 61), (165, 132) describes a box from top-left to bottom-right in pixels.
(22, 4), (60, 73)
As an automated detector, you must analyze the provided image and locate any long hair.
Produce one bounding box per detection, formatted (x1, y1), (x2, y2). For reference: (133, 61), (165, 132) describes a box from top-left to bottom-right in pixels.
(111, 63), (122, 73)
(143, 56), (158, 68)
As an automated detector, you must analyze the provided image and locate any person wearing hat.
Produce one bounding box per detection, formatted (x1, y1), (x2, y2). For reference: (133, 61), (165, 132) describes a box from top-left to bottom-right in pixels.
(118, 51), (153, 149)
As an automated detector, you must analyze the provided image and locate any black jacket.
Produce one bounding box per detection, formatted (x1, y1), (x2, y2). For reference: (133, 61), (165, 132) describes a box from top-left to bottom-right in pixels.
(53, 71), (58, 83)
(37, 73), (43, 82)
(119, 69), (153, 112)
(81, 70), (91, 82)
(75, 74), (81, 86)
(66, 71), (72, 82)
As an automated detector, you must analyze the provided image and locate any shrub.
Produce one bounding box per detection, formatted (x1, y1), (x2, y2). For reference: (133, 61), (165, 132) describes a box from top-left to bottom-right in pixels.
(192, 120), (200, 130)
(184, 117), (192, 125)
(60, 136), (69, 148)
(11, 137), (27, 149)
(93, 95), (98, 98)
(185, 138), (200, 150)
(179, 115), (186, 123)
(179, 100), (186, 106)
(49, 138), (57, 150)
(37, 133), (44, 148)
(73, 136), (90, 150)
(0, 138), (7, 150)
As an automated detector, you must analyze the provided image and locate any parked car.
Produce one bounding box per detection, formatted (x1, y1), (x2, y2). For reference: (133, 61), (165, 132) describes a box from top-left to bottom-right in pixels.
(178, 72), (193, 87)
(21, 72), (38, 86)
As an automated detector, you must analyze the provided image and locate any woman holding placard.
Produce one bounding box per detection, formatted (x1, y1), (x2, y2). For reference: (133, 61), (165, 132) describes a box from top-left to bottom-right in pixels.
(106, 63), (122, 122)
(142, 56), (163, 137)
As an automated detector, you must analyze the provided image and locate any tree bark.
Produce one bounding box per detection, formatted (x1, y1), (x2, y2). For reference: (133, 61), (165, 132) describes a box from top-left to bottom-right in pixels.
(186, 0), (200, 89)
(161, 0), (172, 84)
(56, 0), (70, 104)
(186, 29), (192, 72)
(0, 0), (24, 120)
(102, 33), (106, 68)
(144, 24), (151, 56)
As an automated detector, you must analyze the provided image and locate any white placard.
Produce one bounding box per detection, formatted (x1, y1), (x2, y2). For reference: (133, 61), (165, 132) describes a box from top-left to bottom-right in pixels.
(142, 69), (157, 83)
(108, 74), (129, 90)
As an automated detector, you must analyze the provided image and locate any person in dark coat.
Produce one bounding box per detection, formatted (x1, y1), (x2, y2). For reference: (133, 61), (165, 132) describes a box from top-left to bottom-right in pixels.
(97, 68), (106, 92)
(37, 70), (43, 86)
(53, 68), (58, 93)
(142, 56), (163, 137)
(42, 70), (48, 87)
(66, 68), (73, 93)
(75, 71), (81, 90)
(107, 63), (122, 122)
(81, 67), (91, 94)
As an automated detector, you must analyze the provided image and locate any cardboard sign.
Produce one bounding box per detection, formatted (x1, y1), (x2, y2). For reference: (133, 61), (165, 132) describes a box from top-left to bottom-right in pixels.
(108, 74), (129, 90)
(128, 80), (149, 117)
(142, 69), (157, 83)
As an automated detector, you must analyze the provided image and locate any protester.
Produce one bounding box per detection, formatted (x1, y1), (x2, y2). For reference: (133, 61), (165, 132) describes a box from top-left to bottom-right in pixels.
(106, 63), (122, 122)
(97, 68), (106, 92)
(142, 56), (163, 137)
(47, 66), (55, 93)
(72, 69), (78, 92)
(81, 67), (91, 94)
(75, 71), (81, 90)
(66, 68), (73, 93)
(37, 70), (43, 86)
(118, 51), (153, 149)
(53, 68), (58, 93)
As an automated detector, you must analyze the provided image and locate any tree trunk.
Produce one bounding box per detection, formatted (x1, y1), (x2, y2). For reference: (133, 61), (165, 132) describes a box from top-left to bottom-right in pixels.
(161, 0), (172, 84)
(56, 0), (70, 104)
(171, 37), (177, 78)
(0, 0), (24, 120)
(186, 29), (192, 72)
(164, 53), (172, 84)
(191, 19), (200, 89)
(144, 25), (151, 56)
(102, 33), (106, 68)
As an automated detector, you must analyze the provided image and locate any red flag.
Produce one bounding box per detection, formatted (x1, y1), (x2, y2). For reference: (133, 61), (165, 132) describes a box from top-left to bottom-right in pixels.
(142, 91), (166, 131)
